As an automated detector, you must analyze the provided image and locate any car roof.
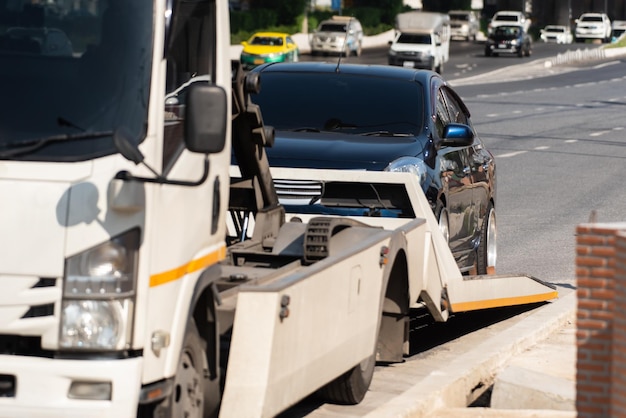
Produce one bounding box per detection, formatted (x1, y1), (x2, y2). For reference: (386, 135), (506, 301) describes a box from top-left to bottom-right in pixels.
(250, 31), (289, 38)
(252, 62), (440, 84)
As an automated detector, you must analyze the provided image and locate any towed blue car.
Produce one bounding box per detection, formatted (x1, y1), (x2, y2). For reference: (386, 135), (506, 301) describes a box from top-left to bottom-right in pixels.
(239, 62), (497, 275)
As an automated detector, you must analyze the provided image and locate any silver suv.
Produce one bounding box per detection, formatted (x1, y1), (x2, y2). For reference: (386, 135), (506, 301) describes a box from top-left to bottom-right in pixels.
(449, 10), (479, 41)
(310, 16), (363, 57)
(575, 13), (612, 43)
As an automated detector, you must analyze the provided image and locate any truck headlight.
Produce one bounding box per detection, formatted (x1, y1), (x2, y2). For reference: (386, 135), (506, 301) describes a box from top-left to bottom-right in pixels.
(384, 157), (428, 186)
(60, 228), (139, 351)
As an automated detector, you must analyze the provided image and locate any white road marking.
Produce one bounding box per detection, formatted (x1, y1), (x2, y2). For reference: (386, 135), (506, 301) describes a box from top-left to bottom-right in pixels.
(498, 150), (527, 158)
(590, 131), (610, 137)
(535, 146), (550, 150)
(565, 139), (578, 143)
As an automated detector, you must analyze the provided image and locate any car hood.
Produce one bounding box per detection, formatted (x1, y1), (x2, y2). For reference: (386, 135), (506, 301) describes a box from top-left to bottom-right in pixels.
(263, 131), (425, 171)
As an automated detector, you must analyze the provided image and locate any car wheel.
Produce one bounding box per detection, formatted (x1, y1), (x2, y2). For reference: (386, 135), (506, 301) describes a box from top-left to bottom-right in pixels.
(317, 349), (376, 405)
(484, 48), (491, 57)
(436, 204), (450, 245)
(517, 47), (523, 57)
(476, 202), (497, 275)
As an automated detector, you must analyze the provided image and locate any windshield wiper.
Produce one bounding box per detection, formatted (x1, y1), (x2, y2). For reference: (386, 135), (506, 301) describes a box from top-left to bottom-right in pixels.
(0, 130), (113, 158)
(290, 127), (321, 132)
(361, 130), (412, 137)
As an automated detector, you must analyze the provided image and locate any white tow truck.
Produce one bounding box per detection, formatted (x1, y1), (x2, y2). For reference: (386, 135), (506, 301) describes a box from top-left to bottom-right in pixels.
(0, 0), (558, 417)
(388, 11), (450, 73)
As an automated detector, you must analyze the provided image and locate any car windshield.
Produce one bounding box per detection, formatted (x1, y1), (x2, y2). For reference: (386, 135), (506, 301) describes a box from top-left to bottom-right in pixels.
(397, 33), (431, 44)
(581, 16), (603, 22)
(495, 15), (519, 22)
(450, 14), (469, 21)
(494, 26), (521, 36)
(250, 36), (283, 46)
(546, 27), (565, 33)
(0, 0), (153, 161)
(319, 23), (347, 32)
(251, 72), (424, 136)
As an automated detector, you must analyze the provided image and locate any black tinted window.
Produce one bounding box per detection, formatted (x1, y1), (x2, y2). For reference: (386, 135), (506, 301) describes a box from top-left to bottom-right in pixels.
(252, 72), (424, 136)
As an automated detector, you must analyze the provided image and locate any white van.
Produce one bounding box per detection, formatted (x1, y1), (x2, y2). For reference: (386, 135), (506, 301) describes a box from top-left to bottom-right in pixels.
(387, 11), (450, 73)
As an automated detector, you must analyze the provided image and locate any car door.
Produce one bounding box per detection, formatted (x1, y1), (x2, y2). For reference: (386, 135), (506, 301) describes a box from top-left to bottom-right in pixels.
(434, 87), (475, 257)
(442, 87), (494, 247)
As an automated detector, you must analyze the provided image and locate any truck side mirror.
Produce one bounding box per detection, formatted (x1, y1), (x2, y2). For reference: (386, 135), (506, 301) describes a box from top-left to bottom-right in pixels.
(185, 84), (228, 154)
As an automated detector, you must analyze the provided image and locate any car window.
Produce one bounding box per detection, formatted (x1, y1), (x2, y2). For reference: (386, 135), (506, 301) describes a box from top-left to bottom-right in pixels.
(251, 72), (424, 136)
(441, 88), (468, 125)
(581, 16), (603, 22)
(435, 90), (450, 138)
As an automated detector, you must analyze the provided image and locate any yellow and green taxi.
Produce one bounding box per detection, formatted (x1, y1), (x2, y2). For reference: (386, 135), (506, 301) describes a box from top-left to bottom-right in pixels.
(240, 32), (299, 70)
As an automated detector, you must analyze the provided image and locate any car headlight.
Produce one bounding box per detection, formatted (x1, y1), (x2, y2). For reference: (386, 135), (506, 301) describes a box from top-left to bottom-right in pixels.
(511, 39), (519, 45)
(60, 228), (139, 351)
(384, 157), (428, 185)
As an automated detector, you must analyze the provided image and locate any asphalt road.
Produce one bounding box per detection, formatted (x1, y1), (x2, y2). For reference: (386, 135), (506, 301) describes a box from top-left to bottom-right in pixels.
(453, 58), (626, 286)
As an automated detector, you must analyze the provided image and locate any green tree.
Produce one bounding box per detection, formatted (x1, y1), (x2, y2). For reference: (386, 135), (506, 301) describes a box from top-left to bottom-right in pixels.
(249, 0), (308, 26)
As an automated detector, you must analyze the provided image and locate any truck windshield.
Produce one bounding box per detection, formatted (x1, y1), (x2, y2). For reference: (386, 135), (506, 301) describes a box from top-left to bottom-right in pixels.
(0, 0), (153, 161)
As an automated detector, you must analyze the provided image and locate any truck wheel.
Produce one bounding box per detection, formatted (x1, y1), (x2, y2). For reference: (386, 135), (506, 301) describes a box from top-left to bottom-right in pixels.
(168, 319), (215, 418)
(317, 351), (376, 404)
(476, 202), (497, 275)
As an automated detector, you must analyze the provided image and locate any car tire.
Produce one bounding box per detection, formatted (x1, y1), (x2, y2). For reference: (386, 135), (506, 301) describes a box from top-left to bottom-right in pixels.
(476, 202), (497, 275)
(317, 350), (376, 405)
(484, 48), (491, 57)
(436, 203), (450, 245)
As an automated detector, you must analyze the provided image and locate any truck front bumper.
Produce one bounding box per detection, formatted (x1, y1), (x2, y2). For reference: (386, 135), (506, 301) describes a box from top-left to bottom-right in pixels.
(0, 355), (143, 417)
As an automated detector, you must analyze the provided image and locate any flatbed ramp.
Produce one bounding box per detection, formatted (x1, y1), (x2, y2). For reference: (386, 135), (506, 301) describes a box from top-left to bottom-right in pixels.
(279, 288), (572, 418)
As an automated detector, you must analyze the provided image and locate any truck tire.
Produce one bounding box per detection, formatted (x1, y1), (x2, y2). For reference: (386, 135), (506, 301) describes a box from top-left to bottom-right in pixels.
(476, 202), (497, 275)
(317, 351), (376, 404)
(167, 319), (216, 418)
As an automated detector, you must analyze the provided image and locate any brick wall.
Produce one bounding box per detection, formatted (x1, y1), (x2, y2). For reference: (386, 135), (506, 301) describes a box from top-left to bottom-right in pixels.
(576, 223), (626, 417)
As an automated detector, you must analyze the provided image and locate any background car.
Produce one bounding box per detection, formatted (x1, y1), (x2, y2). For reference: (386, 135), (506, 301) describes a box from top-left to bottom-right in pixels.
(575, 13), (612, 43)
(487, 10), (530, 34)
(540, 25), (573, 44)
(485, 24), (532, 57)
(611, 20), (626, 42)
(309, 15), (363, 57)
(242, 62), (497, 275)
(239, 32), (299, 70)
(448, 10), (480, 41)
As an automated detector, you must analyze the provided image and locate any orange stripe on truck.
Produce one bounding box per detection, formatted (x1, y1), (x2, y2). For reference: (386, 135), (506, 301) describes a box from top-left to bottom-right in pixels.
(149, 246), (226, 287)
(450, 290), (559, 312)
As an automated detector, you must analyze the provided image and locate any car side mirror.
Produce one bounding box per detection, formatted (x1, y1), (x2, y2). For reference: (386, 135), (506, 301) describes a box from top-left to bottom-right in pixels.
(439, 123), (474, 147)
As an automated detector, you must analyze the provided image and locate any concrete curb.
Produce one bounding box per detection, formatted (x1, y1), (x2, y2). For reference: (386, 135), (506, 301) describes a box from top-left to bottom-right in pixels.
(363, 289), (576, 418)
